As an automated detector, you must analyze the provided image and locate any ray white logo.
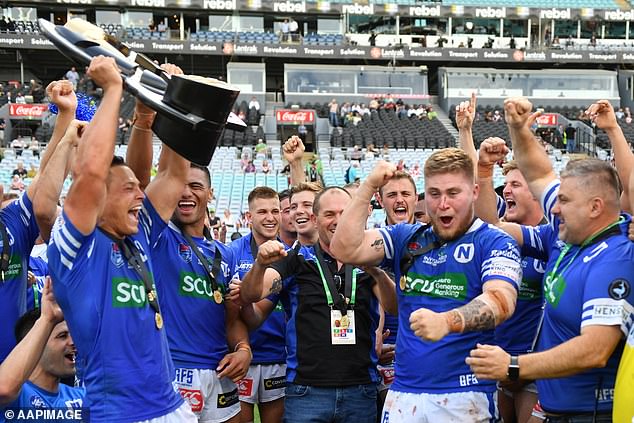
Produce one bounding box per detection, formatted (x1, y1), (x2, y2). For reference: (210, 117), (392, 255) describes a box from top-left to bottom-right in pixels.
(409, 5), (441, 17)
(475, 7), (506, 18)
(203, 0), (236, 9)
(540, 8), (571, 19)
(342, 3), (374, 15)
(273, 0), (306, 13)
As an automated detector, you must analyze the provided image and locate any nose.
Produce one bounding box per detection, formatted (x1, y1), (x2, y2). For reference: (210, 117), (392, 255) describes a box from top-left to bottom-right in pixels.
(552, 200), (561, 215)
(503, 183), (512, 196)
(136, 186), (145, 200)
(438, 195), (449, 209)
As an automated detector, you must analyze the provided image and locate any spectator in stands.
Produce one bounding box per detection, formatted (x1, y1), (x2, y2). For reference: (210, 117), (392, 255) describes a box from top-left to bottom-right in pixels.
(289, 18), (299, 42)
(396, 159), (407, 172)
(238, 211), (251, 229)
(244, 160), (256, 173)
(298, 121), (308, 144)
(261, 159), (271, 174)
(426, 106), (438, 120)
(307, 161), (320, 183)
(369, 98), (380, 111)
(14, 93), (25, 104)
(409, 163), (421, 180)
(26, 164), (37, 179)
(281, 19), (290, 43)
(340, 102), (351, 124)
(208, 209), (221, 230)
(64, 67), (79, 90)
(28, 137), (39, 158)
(12, 161), (27, 178)
(255, 138), (268, 157)
(328, 99), (339, 127)
(493, 110), (502, 122)
(359, 103), (370, 116)
(157, 21), (167, 33)
(381, 144), (390, 160)
(369, 31), (377, 46)
(350, 145), (363, 161)
(0, 17), (7, 32)
(365, 144), (377, 160)
(6, 18), (15, 32)
(248, 96), (260, 112)
(565, 123), (577, 153)
(221, 208), (237, 230)
(9, 175), (25, 192)
(616, 108), (625, 120)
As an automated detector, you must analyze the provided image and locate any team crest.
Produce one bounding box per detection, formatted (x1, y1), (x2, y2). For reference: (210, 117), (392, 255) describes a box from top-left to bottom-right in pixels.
(179, 243), (192, 263)
(110, 243), (124, 268)
(30, 395), (47, 409)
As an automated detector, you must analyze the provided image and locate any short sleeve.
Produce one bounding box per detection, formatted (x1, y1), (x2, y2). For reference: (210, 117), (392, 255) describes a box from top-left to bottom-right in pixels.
(520, 223), (555, 262)
(139, 197), (168, 248)
(378, 223), (419, 271)
(496, 194), (506, 219)
(47, 212), (95, 287)
(581, 262), (634, 336)
(480, 230), (522, 289)
(540, 179), (560, 225)
(1, 191), (40, 252)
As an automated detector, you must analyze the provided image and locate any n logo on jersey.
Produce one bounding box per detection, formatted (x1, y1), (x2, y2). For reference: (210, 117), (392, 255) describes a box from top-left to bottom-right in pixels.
(111, 243), (124, 268)
(112, 278), (147, 307)
(454, 243), (474, 263)
(179, 243), (192, 263)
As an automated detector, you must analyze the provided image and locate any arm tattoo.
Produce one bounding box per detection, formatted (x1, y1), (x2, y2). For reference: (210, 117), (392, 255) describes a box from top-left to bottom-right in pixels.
(269, 277), (282, 294)
(370, 238), (384, 250)
(456, 299), (496, 332)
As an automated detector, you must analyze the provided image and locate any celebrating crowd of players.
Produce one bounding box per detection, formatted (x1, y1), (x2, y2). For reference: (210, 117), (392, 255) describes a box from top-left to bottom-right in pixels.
(0, 55), (633, 423)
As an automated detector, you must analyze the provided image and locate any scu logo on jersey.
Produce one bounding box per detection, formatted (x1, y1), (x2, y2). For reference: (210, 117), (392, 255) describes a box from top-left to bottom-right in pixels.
(110, 243), (124, 268)
(179, 243), (192, 263)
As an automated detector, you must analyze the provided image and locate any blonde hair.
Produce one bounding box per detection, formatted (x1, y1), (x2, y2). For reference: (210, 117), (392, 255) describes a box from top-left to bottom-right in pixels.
(424, 148), (474, 182)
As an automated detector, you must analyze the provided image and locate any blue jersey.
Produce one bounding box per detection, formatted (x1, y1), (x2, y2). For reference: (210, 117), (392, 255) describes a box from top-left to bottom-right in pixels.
(47, 198), (183, 423)
(228, 234), (286, 365)
(0, 381), (84, 423)
(494, 255), (545, 354)
(152, 223), (233, 369)
(521, 180), (634, 413)
(0, 193), (40, 362)
(379, 219), (522, 394)
(26, 245), (49, 311)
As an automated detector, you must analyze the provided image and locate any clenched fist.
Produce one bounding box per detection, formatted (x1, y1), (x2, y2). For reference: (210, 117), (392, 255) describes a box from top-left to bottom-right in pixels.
(409, 308), (450, 342)
(283, 135), (305, 163)
(504, 97), (538, 131)
(366, 160), (397, 192)
(256, 240), (287, 266)
(478, 137), (509, 168)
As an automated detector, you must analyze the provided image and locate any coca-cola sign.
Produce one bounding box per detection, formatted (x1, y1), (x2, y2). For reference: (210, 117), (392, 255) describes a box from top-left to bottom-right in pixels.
(9, 104), (48, 118)
(535, 113), (558, 126)
(275, 109), (315, 123)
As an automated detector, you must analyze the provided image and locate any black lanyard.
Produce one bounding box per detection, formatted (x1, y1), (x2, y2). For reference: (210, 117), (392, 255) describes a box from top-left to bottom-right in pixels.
(178, 225), (223, 299)
(101, 229), (162, 321)
(314, 243), (355, 313)
(0, 219), (10, 282)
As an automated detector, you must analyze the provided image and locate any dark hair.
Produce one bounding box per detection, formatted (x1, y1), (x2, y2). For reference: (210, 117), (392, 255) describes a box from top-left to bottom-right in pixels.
(110, 155), (126, 167)
(278, 189), (291, 202)
(289, 182), (323, 204)
(190, 163), (211, 188)
(230, 231), (243, 241)
(417, 192), (425, 201)
(378, 171), (417, 197)
(248, 186), (278, 206)
(15, 308), (41, 343)
(313, 186), (351, 215)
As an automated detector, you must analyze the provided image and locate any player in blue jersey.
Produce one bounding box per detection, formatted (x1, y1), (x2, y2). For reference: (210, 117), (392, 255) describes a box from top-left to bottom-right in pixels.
(0, 279), (84, 422)
(125, 69), (251, 423)
(47, 56), (196, 422)
(467, 98), (634, 422)
(474, 142), (546, 423)
(226, 187), (286, 423)
(0, 79), (78, 363)
(26, 237), (49, 311)
(278, 189), (297, 248)
(240, 187), (397, 423)
(331, 150), (522, 422)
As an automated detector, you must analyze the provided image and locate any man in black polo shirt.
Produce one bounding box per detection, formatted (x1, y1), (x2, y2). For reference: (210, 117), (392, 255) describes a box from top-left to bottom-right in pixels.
(241, 187), (395, 423)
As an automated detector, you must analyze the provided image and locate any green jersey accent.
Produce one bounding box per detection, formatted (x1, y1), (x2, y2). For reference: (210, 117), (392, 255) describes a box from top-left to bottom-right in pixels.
(403, 271), (468, 301)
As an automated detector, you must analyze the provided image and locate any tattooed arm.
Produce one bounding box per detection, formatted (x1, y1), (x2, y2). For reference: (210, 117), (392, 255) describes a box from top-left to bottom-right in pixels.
(410, 280), (517, 342)
(240, 240), (287, 303)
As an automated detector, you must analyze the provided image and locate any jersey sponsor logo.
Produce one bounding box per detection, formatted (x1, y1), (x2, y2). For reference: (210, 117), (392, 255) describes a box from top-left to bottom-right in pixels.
(459, 373), (479, 387)
(591, 304), (624, 319)
(453, 243), (474, 263)
(238, 378), (253, 396)
(609, 279), (631, 300)
(273, 301), (284, 312)
(175, 368), (194, 386)
(264, 376), (286, 390)
(179, 388), (204, 413)
(583, 241), (608, 263)
(596, 388), (614, 402)
(64, 398), (83, 409)
(236, 260), (253, 273)
(403, 271), (467, 300)
(517, 277), (542, 301)
(179, 243), (192, 263)
(382, 412), (390, 423)
(544, 272), (566, 307)
(179, 272), (215, 301)
(533, 258), (546, 274)
(29, 395), (47, 408)
(421, 251), (447, 266)
(112, 278), (147, 307)
(110, 243), (124, 268)
(217, 388), (239, 408)
(4, 254), (23, 279)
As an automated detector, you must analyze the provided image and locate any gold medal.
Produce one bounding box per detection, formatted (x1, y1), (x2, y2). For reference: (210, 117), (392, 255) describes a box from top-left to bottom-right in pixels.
(213, 290), (223, 304)
(148, 290), (156, 302)
(155, 312), (163, 329)
(399, 275), (407, 291)
(340, 315), (350, 328)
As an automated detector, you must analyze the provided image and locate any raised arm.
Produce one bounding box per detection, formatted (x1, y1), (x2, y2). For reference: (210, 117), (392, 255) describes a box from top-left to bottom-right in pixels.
(410, 279), (517, 342)
(504, 98), (557, 199)
(366, 266), (397, 315)
(283, 135), (306, 186)
(32, 120), (86, 241)
(240, 240), (287, 303)
(26, 81), (77, 200)
(474, 138), (524, 244)
(64, 56), (123, 235)
(143, 144), (189, 222)
(330, 161), (396, 267)
(586, 100), (634, 212)
(0, 278), (63, 405)
(456, 92), (478, 178)
(126, 64), (182, 190)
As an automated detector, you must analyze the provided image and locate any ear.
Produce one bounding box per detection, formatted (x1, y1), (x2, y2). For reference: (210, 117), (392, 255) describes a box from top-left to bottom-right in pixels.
(473, 183), (480, 201)
(205, 187), (212, 203)
(245, 211), (252, 221)
(375, 192), (384, 207)
(588, 197), (604, 219)
(310, 212), (318, 225)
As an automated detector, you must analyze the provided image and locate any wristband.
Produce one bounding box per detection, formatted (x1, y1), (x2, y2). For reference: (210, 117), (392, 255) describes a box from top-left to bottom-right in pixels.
(234, 342), (252, 360)
(445, 310), (465, 333)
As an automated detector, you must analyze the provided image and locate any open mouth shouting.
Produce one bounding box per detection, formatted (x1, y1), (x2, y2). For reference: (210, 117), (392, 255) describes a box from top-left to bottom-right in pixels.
(505, 197), (517, 212)
(438, 215), (454, 228)
(128, 205), (142, 225)
(393, 205), (408, 221)
(178, 200), (196, 215)
(64, 351), (76, 366)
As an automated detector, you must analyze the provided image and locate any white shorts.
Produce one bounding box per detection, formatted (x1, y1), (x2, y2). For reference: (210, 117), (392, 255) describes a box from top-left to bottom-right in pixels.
(238, 363), (287, 404)
(134, 402), (197, 423)
(380, 390), (499, 423)
(175, 368), (241, 423)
